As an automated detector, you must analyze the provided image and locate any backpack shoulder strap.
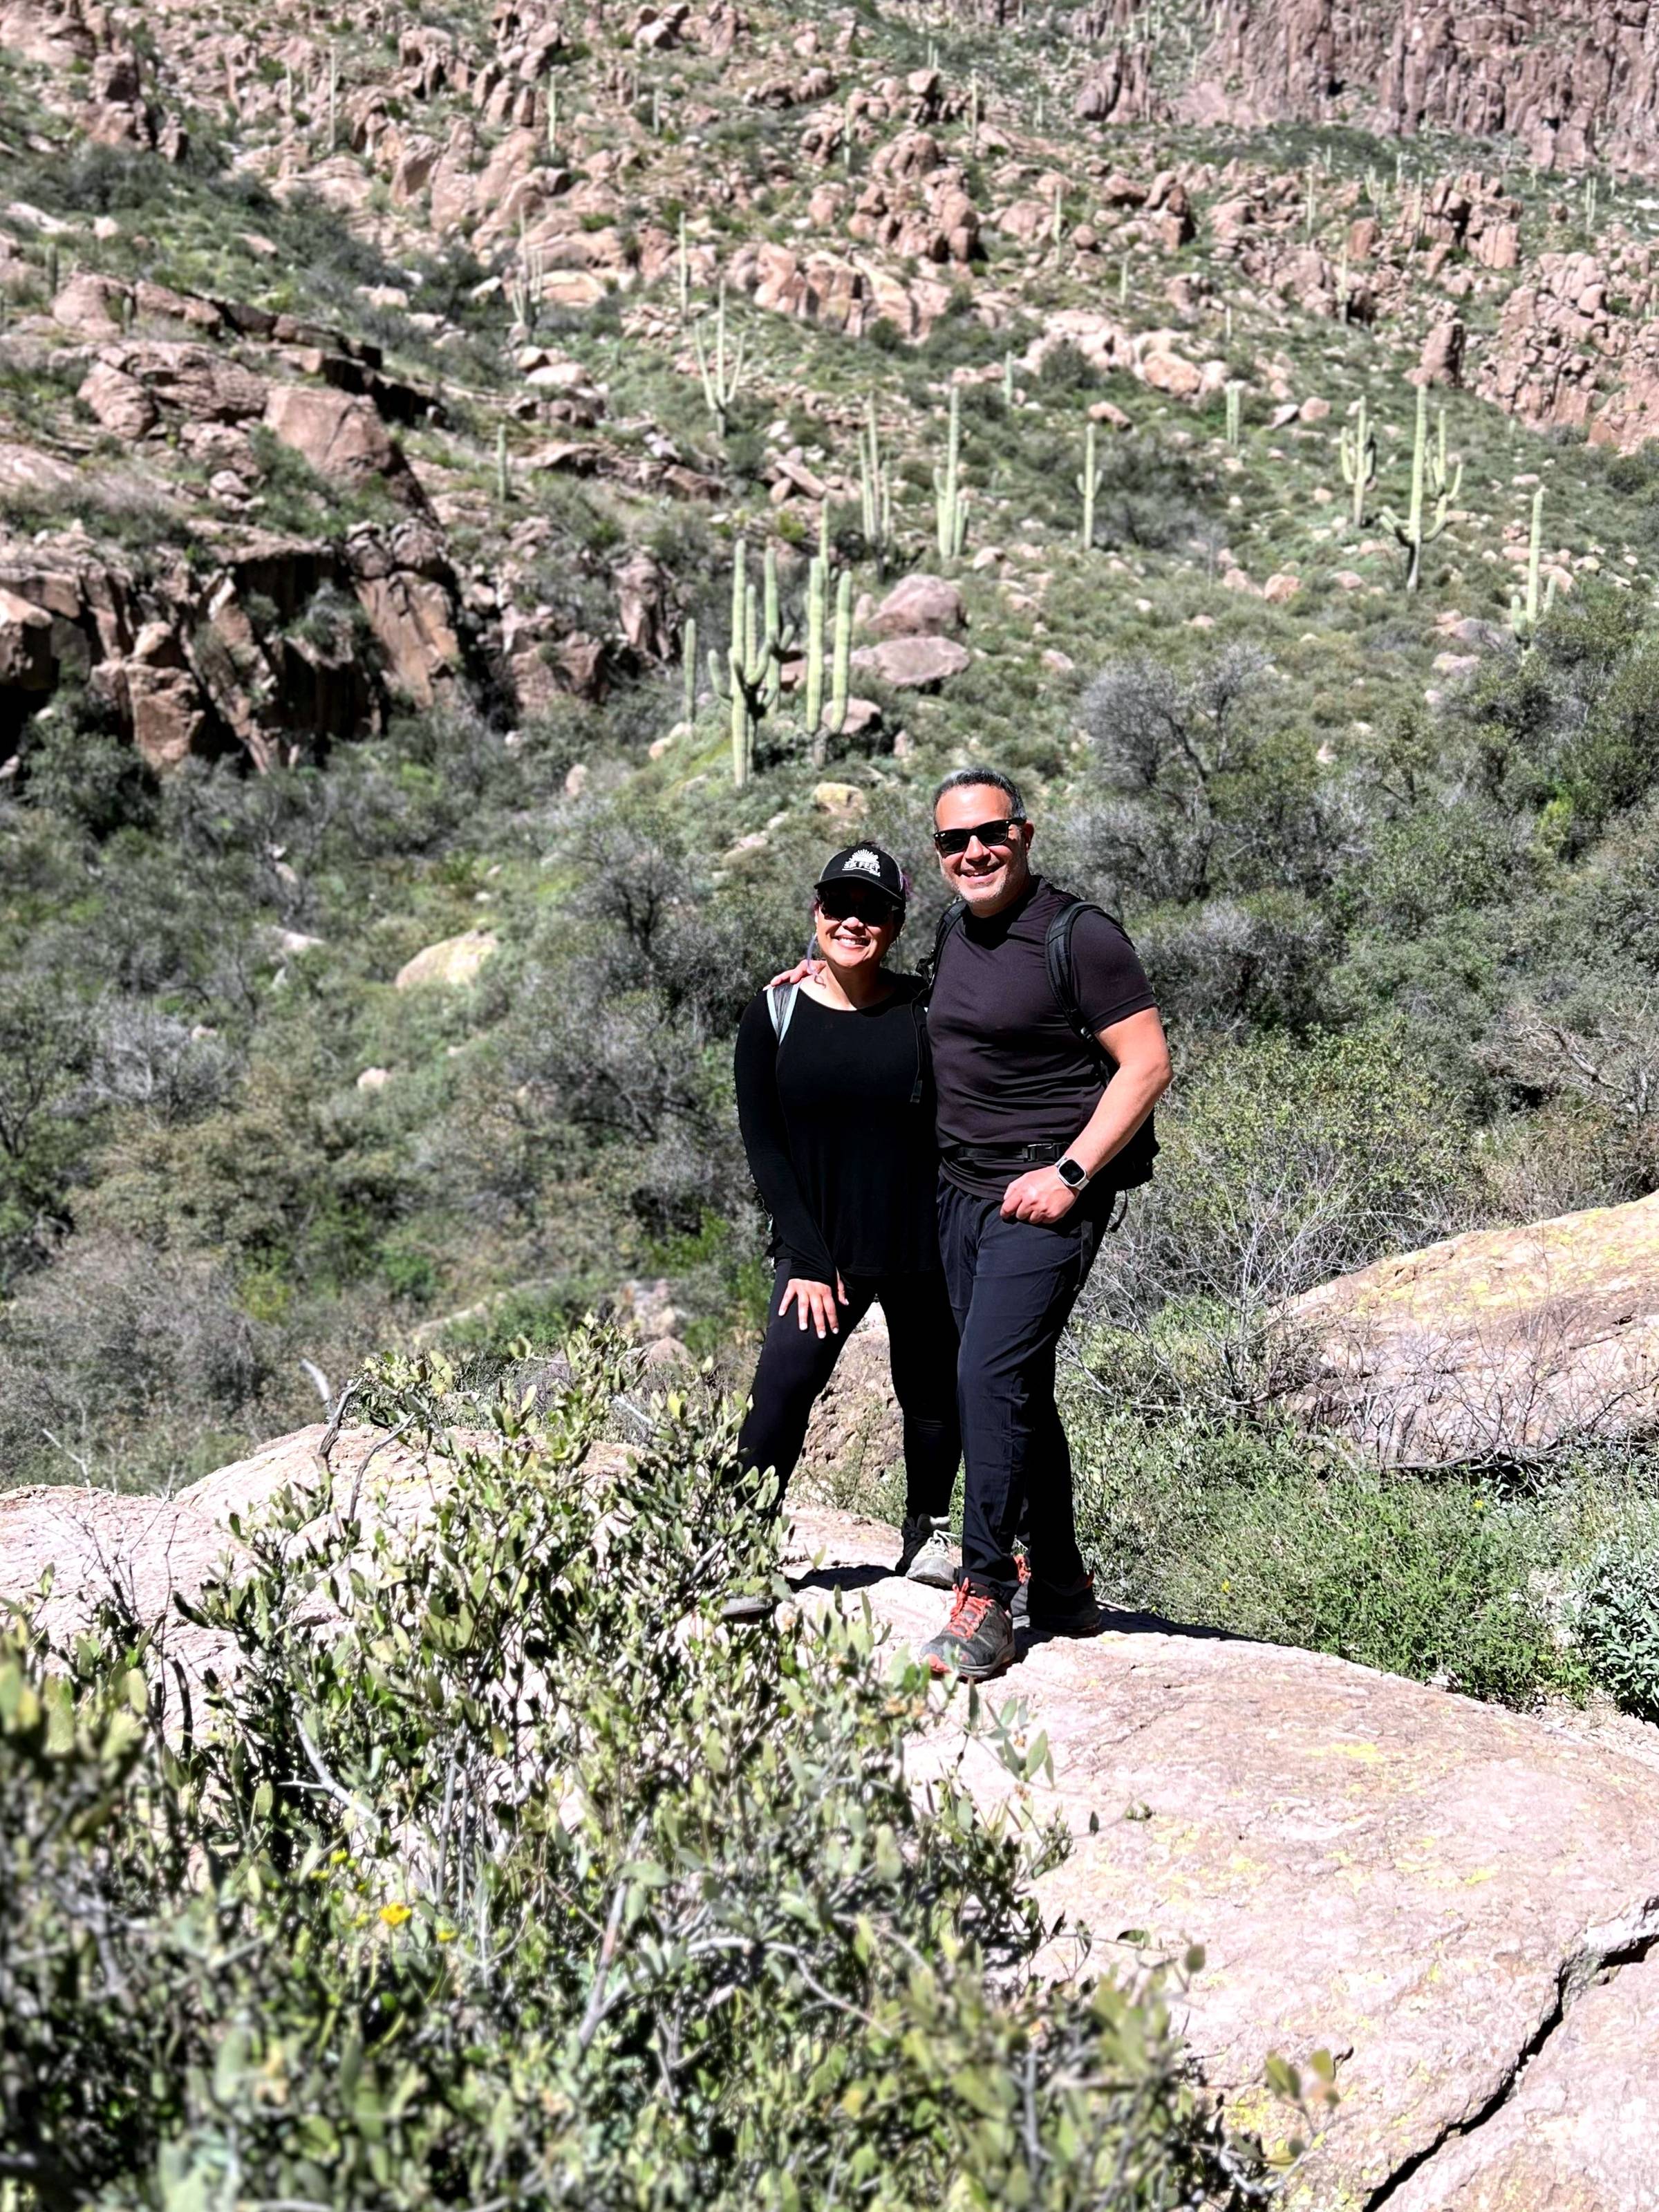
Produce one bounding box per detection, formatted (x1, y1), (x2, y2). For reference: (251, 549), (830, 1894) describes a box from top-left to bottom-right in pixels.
(1042, 892), (1116, 1072)
(767, 981), (800, 1045)
(919, 899), (967, 1002)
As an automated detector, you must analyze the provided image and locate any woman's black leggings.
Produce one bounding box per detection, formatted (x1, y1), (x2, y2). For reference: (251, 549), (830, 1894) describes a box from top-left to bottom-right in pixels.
(738, 1266), (961, 1519)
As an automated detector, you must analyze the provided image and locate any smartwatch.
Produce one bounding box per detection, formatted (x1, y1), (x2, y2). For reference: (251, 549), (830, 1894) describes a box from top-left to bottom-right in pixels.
(1056, 1156), (1090, 1192)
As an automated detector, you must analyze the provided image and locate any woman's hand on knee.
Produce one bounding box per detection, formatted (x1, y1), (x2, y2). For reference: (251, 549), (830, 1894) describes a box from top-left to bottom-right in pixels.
(780, 1275), (845, 1338)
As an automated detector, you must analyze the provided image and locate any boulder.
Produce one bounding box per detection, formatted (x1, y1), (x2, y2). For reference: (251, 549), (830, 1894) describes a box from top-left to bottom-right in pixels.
(800, 1304), (902, 1481)
(118, 619), (215, 770)
(0, 585), (53, 693)
(50, 271), (129, 333)
(84, 343), (267, 424)
(265, 385), (397, 482)
(1286, 1188), (1659, 1468)
(0, 443), (77, 502)
(78, 359), (160, 440)
(849, 634), (970, 689)
(784, 1510), (1659, 2210)
(810, 779), (867, 816)
(8, 1425), (1659, 2212)
(347, 524), (461, 706)
(870, 572), (966, 637)
(393, 928), (498, 990)
(1418, 318), (1467, 389)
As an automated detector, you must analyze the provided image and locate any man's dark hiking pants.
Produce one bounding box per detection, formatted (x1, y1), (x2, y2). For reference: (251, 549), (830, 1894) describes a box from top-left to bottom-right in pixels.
(937, 1181), (1106, 1607)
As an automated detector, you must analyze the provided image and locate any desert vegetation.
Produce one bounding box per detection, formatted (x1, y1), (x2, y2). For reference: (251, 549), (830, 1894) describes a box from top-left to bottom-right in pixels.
(1, 1336), (1273, 2209)
(3, 0), (1659, 1931)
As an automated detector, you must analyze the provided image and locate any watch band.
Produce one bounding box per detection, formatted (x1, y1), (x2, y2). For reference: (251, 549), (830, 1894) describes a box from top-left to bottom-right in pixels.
(1056, 1156), (1089, 1191)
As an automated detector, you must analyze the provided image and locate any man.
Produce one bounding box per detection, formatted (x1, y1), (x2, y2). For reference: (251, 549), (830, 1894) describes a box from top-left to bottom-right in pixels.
(917, 767), (1171, 1681)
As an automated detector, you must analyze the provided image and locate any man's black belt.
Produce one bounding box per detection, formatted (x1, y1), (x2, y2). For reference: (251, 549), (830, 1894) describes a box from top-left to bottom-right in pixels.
(941, 1139), (1067, 1167)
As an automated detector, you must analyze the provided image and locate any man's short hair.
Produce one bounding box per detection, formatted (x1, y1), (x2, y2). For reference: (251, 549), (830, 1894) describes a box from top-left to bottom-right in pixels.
(932, 766), (1026, 819)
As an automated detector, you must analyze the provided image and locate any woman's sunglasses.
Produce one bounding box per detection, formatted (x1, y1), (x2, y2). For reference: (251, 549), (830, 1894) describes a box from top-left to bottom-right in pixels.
(818, 888), (901, 926)
(932, 816), (1023, 857)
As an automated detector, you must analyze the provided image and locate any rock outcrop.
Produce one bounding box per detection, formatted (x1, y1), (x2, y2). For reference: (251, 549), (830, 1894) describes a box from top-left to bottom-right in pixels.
(1286, 1189), (1659, 1468)
(789, 1509), (1659, 2211)
(1162, 0), (1659, 178)
(0, 523), (464, 769)
(4, 1429), (1658, 2209)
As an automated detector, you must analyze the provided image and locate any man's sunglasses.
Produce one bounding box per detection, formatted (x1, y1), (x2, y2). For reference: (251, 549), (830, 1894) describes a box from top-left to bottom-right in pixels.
(932, 816), (1024, 857)
(818, 888), (900, 925)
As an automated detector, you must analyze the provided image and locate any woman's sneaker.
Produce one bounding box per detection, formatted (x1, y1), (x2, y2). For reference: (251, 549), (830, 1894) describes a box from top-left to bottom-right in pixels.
(919, 1585), (1015, 1681)
(896, 1514), (957, 1588)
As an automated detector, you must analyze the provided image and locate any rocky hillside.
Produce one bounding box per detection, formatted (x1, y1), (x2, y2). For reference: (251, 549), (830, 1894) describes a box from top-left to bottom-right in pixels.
(9, 0), (1659, 780)
(9, 0), (1659, 1613)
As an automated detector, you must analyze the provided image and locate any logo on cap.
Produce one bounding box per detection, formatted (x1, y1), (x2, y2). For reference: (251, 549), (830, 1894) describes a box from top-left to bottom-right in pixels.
(845, 848), (883, 876)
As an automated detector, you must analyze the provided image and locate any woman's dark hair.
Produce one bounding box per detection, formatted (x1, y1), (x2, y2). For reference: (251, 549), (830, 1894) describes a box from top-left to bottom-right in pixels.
(931, 766), (1025, 818)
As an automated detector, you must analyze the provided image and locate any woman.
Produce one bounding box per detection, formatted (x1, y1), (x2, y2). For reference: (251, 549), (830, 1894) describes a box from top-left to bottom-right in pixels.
(731, 842), (959, 1595)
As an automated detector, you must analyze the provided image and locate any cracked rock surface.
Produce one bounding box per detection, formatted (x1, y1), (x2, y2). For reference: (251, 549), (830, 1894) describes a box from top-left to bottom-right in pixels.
(785, 1507), (1659, 2209)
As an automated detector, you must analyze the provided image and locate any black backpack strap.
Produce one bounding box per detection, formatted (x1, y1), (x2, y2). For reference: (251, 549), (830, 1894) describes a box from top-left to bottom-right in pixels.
(1042, 890), (1160, 1190)
(918, 899), (966, 1004)
(1043, 896), (1116, 1080)
(908, 995), (926, 1107)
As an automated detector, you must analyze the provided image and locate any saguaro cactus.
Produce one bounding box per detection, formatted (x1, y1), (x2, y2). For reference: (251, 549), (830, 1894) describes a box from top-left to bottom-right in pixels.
(694, 285), (747, 433)
(1078, 417), (1103, 550)
(860, 395), (891, 572)
(682, 615), (697, 725)
(805, 554), (827, 735)
(827, 570), (851, 740)
(495, 423), (509, 505)
(1339, 395), (1377, 527)
(809, 567), (854, 767)
(724, 539), (794, 787)
(1224, 381), (1242, 449)
(1511, 487), (1557, 644)
(1381, 384), (1461, 592)
(934, 384), (968, 561)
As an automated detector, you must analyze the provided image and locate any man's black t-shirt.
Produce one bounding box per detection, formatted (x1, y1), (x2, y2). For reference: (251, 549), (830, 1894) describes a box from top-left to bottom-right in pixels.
(733, 976), (941, 1282)
(928, 877), (1156, 1199)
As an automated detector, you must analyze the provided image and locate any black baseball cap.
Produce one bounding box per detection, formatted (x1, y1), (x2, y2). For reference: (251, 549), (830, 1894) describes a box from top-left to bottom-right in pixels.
(814, 843), (907, 913)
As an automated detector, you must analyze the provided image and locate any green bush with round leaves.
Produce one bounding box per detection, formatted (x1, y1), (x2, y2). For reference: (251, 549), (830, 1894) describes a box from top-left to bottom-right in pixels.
(0, 1329), (1266, 2211)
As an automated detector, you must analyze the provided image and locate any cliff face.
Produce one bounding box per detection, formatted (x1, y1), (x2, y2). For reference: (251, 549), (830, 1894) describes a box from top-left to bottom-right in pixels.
(1163, 1), (1659, 177)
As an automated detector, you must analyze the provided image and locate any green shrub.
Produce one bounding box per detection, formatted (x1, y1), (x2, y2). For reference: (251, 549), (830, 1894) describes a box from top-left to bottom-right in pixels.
(0, 1333), (1255, 2207)
(1100, 1027), (1475, 1318)
(1573, 1532), (1659, 1718)
(1065, 1378), (1584, 1707)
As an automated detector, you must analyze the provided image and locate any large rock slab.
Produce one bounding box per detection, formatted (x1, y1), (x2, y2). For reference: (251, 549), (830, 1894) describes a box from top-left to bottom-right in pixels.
(870, 572), (966, 638)
(1286, 1190), (1659, 1467)
(849, 632), (970, 689)
(7, 1438), (1659, 2207)
(782, 1510), (1659, 2210)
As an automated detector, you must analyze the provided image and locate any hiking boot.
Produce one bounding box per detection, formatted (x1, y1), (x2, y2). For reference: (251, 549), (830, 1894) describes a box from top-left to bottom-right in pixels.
(896, 1513), (957, 1588)
(1010, 1553), (1032, 1625)
(1024, 1570), (1103, 1638)
(919, 1585), (1015, 1682)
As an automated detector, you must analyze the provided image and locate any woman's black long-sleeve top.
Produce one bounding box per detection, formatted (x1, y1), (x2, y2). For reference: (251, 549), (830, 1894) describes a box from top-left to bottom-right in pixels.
(733, 976), (942, 1284)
